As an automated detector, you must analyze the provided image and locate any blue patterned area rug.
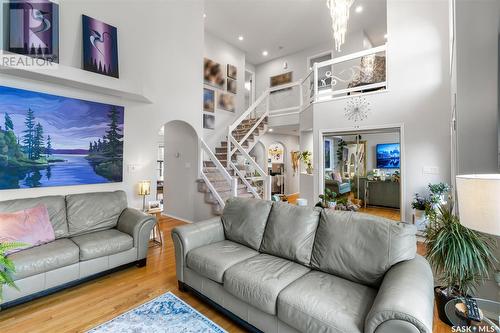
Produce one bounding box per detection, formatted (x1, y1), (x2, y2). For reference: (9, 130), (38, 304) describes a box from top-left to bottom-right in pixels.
(87, 292), (227, 333)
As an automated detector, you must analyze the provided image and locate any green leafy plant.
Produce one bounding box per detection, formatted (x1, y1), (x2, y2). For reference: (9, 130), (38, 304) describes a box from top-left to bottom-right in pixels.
(425, 203), (497, 296)
(411, 193), (430, 211)
(428, 182), (450, 197)
(298, 151), (312, 170)
(318, 188), (337, 208)
(336, 139), (347, 168)
(0, 241), (27, 301)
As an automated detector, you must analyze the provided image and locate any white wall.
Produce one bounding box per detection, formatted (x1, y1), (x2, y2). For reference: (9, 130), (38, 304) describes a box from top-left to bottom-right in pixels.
(0, 1), (205, 222)
(312, 0), (452, 222)
(203, 32), (246, 150)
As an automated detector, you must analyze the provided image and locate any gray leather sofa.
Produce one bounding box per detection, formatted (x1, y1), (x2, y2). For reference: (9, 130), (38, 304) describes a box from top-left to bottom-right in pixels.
(172, 198), (434, 333)
(0, 190), (155, 308)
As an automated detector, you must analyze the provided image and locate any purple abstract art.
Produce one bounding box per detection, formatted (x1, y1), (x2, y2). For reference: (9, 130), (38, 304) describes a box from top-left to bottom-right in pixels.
(82, 15), (119, 78)
(8, 0), (59, 62)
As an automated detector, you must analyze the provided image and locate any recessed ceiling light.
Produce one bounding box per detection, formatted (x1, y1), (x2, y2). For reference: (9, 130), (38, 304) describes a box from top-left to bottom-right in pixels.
(355, 5), (363, 13)
(269, 128), (274, 132)
(238, 35), (244, 41)
(262, 50), (268, 56)
(384, 33), (388, 39)
(203, 13), (206, 18)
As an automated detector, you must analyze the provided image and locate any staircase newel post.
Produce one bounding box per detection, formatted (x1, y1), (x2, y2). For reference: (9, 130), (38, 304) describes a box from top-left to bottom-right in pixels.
(231, 177), (238, 198)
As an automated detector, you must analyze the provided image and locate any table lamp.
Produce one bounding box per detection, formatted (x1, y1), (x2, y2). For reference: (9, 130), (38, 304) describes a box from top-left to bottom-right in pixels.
(138, 180), (151, 211)
(456, 174), (500, 286)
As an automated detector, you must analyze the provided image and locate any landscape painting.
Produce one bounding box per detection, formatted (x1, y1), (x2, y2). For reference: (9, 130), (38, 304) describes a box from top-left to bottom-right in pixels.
(8, 0), (60, 63)
(0, 85), (124, 190)
(82, 15), (119, 78)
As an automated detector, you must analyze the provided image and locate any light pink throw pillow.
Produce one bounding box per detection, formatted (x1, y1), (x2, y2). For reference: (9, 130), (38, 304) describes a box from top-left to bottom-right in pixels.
(0, 204), (55, 255)
(333, 172), (343, 183)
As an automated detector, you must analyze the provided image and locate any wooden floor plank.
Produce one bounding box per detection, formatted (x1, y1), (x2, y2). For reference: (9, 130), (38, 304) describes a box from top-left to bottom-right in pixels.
(0, 216), (450, 333)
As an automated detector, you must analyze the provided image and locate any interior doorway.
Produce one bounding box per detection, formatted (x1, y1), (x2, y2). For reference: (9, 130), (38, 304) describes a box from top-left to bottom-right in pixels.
(244, 69), (255, 110)
(321, 126), (403, 221)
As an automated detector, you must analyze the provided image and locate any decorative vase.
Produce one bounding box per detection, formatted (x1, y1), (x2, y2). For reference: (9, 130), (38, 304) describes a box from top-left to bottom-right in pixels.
(413, 209), (427, 231)
(328, 201), (337, 209)
(306, 166), (313, 174)
(434, 287), (456, 326)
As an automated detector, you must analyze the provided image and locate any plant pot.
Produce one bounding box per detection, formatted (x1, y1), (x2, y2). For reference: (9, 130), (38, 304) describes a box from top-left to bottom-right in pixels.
(413, 209), (427, 231)
(434, 286), (456, 326)
(328, 201), (337, 209)
(306, 167), (313, 174)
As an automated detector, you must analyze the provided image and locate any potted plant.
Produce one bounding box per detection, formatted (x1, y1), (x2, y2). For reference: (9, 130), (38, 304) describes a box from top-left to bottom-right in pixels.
(428, 182), (451, 206)
(317, 188), (337, 209)
(299, 151), (313, 174)
(425, 203), (497, 325)
(411, 193), (430, 229)
(1, 241), (26, 303)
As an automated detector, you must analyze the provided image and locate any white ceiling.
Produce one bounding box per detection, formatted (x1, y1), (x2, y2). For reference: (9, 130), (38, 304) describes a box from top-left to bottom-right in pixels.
(204, 0), (387, 65)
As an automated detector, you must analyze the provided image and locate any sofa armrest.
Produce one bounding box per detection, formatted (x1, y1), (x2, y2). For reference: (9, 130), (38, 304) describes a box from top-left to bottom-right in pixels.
(117, 208), (156, 260)
(171, 217), (225, 282)
(365, 255), (434, 333)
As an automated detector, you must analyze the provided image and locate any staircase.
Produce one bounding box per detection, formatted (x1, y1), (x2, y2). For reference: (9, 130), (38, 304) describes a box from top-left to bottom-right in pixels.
(198, 117), (269, 215)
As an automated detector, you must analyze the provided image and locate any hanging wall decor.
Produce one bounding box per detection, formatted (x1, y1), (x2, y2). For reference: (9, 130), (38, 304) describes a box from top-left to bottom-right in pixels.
(203, 88), (215, 112)
(82, 15), (119, 78)
(227, 78), (237, 94)
(218, 92), (235, 112)
(204, 58), (225, 88)
(203, 114), (215, 130)
(344, 96), (370, 122)
(8, 0), (60, 63)
(0, 85), (124, 190)
(227, 64), (237, 79)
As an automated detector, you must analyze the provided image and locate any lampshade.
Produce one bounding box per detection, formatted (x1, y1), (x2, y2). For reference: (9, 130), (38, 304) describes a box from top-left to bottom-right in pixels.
(456, 174), (500, 236)
(138, 180), (151, 196)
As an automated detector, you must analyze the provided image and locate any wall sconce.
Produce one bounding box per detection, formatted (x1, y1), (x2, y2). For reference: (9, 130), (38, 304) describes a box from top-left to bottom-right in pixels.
(138, 180), (151, 211)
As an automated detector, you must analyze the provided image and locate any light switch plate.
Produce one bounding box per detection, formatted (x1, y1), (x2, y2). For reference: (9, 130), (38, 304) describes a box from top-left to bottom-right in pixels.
(423, 166), (439, 175)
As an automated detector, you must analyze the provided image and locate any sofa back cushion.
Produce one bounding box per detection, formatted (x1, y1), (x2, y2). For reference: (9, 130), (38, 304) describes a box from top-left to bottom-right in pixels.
(221, 197), (272, 251)
(260, 202), (320, 265)
(66, 191), (127, 236)
(0, 195), (68, 238)
(311, 210), (416, 287)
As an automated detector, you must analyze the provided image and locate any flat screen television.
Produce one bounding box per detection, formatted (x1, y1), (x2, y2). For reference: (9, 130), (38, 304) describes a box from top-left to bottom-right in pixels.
(376, 143), (400, 169)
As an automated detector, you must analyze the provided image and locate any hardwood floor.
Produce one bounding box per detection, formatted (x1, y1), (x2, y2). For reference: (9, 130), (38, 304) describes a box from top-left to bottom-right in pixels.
(0, 216), (450, 333)
(358, 206), (401, 221)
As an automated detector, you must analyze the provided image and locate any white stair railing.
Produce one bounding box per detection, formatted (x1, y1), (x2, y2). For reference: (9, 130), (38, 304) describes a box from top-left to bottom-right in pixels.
(200, 138), (237, 208)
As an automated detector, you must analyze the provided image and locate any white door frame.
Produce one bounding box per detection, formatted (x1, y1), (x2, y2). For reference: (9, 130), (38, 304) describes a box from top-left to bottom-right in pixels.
(318, 123), (406, 221)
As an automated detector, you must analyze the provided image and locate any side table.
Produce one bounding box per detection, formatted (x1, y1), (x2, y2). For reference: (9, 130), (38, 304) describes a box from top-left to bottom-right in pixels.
(146, 208), (163, 247)
(445, 298), (500, 332)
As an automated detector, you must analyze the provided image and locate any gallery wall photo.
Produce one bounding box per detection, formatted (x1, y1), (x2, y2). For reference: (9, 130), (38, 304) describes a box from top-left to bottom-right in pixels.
(7, 0), (60, 63)
(82, 15), (119, 78)
(0, 85), (125, 190)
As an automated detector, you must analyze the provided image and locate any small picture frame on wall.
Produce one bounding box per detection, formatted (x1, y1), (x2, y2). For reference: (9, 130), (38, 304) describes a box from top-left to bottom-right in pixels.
(227, 64), (237, 79)
(218, 92), (235, 112)
(270, 71), (293, 87)
(203, 88), (215, 112)
(204, 58), (225, 88)
(227, 78), (237, 94)
(203, 114), (215, 130)
(148, 200), (161, 210)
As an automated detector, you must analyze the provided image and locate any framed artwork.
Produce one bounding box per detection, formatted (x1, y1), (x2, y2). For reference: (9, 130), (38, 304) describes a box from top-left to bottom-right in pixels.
(0, 85), (124, 190)
(203, 114), (215, 130)
(227, 78), (237, 94)
(82, 15), (119, 78)
(268, 142), (284, 164)
(324, 138), (333, 170)
(270, 72), (293, 87)
(204, 58), (225, 88)
(203, 88), (215, 113)
(8, 0), (60, 63)
(218, 92), (235, 112)
(227, 64), (237, 79)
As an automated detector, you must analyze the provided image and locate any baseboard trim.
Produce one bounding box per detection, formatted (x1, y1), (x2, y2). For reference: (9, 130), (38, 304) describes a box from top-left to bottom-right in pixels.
(161, 213), (194, 224)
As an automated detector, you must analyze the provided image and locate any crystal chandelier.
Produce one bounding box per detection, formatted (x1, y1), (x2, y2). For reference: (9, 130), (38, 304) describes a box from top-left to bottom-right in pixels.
(326, 0), (354, 52)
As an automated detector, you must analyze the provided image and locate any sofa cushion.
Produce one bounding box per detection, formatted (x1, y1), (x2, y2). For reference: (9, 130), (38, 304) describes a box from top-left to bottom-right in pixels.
(278, 271), (377, 333)
(187, 240), (258, 283)
(311, 210), (416, 287)
(223, 254), (310, 315)
(0, 195), (68, 238)
(221, 197), (272, 251)
(260, 202), (320, 265)
(66, 191), (127, 236)
(0, 204), (55, 255)
(9, 239), (79, 280)
(71, 229), (133, 261)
